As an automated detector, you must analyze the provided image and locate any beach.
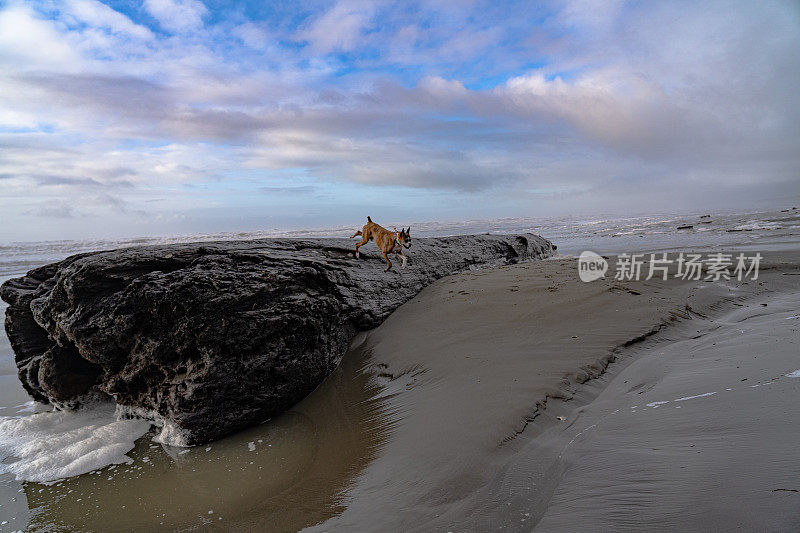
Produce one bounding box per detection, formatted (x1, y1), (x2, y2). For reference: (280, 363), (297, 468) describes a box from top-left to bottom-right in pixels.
(303, 252), (800, 531)
(2, 0), (799, 528)
(529, 287), (800, 532)
(0, 210), (799, 531)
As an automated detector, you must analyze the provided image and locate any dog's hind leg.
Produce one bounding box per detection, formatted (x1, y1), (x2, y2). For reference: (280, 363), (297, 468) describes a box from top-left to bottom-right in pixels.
(350, 230), (362, 238)
(382, 251), (392, 272)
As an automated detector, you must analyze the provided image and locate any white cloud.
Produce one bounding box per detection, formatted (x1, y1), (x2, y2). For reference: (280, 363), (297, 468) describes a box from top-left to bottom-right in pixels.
(62, 0), (154, 40)
(143, 0), (207, 33)
(0, 6), (82, 72)
(418, 76), (468, 99)
(556, 0), (627, 34)
(29, 200), (75, 219)
(298, 1), (375, 53)
(499, 69), (677, 153)
(232, 22), (273, 50)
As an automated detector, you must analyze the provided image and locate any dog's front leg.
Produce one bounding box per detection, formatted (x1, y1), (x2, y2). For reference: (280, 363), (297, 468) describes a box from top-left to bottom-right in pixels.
(355, 236), (367, 259)
(382, 251), (392, 272)
(396, 250), (407, 269)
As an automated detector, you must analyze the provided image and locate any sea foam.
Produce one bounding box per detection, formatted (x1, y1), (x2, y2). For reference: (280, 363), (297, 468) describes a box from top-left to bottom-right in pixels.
(0, 403), (150, 484)
(115, 404), (192, 447)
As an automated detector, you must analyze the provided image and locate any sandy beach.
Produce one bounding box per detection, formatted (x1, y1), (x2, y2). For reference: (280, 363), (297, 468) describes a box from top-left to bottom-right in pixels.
(1, 217), (799, 531)
(301, 252), (800, 531)
(529, 288), (800, 532)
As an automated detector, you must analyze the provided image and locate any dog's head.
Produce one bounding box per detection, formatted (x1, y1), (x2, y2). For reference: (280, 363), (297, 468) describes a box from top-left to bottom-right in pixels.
(396, 227), (412, 248)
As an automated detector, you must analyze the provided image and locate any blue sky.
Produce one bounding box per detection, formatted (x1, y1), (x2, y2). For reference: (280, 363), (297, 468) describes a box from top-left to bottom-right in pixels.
(0, 0), (798, 241)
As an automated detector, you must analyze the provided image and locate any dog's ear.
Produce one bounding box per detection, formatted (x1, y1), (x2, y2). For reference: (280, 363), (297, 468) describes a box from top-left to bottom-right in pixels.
(406, 226), (411, 235)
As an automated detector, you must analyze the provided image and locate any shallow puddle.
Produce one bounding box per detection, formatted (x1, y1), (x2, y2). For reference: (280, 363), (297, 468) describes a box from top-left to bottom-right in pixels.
(0, 340), (392, 532)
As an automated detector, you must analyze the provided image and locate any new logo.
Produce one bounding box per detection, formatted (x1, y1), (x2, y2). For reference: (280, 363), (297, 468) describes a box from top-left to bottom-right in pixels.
(578, 251), (608, 282)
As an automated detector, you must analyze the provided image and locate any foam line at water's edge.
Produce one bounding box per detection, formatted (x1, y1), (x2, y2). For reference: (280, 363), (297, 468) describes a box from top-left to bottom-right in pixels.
(0, 402), (151, 484)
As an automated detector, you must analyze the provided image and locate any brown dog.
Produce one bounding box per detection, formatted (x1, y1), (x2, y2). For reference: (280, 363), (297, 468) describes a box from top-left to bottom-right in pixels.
(351, 216), (412, 272)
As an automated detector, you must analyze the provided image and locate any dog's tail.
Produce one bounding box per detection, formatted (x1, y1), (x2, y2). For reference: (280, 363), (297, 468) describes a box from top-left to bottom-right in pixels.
(367, 216), (372, 223)
(350, 230), (362, 238)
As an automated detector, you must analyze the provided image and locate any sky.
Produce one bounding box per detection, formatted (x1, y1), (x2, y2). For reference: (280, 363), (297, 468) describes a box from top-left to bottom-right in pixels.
(0, 0), (799, 242)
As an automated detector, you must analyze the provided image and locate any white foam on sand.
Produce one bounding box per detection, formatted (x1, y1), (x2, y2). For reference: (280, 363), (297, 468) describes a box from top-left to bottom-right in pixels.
(14, 401), (36, 414)
(733, 221), (782, 231)
(0, 403), (150, 484)
(786, 370), (800, 378)
(674, 391), (717, 402)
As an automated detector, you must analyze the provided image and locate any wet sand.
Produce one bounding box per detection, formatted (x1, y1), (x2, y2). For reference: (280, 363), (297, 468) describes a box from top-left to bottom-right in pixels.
(1, 252), (799, 531)
(310, 253), (800, 531)
(529, 289), (800, 531)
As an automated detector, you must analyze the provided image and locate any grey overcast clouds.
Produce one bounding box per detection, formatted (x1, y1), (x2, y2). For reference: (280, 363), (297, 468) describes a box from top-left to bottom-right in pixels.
(0, 0), (799, 241)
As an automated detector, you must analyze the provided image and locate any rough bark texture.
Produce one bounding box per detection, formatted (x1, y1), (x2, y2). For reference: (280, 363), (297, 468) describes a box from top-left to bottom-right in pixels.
(1, 234), (554, 445)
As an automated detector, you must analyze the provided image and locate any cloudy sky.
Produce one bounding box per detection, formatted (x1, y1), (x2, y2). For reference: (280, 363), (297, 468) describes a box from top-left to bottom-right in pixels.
(1, 0), (798, 241)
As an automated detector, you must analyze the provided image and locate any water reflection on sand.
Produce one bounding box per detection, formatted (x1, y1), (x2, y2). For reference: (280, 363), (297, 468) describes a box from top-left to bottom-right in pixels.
(16, 337), (393, 532)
